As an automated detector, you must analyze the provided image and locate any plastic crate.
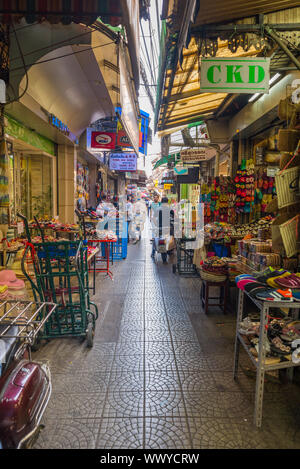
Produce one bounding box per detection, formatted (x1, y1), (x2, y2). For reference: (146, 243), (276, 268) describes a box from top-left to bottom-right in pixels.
(110, 237), (128, 260)
(175, 239), (199, 277)
(100, 220), (128, 261)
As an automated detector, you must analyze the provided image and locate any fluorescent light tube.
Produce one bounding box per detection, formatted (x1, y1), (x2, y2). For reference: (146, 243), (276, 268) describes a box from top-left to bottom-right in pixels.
(248, 93), (261, 102)
(269, 73), (281, 85)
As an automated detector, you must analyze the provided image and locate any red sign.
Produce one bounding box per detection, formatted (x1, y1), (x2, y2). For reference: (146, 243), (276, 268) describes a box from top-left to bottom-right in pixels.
(117, 130), (132, 148)
(91, 132), (116, 149)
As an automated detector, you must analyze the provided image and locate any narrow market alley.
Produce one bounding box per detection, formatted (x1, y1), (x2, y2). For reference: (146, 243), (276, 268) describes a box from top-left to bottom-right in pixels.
(33, 230), (300, 450)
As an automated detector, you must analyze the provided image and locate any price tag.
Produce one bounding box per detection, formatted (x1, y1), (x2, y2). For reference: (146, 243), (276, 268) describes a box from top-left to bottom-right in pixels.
(17, 222), (24, 235)
(267, 167), (279, 177)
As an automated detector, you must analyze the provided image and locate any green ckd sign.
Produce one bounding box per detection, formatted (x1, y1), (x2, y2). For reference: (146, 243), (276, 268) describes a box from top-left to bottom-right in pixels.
(200, 57), (270, 94)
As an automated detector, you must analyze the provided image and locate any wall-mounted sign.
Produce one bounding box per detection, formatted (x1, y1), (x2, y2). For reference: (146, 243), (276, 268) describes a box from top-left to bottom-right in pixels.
(164, 184), (173, 190)
(117, 130), (132, 148)
(177, 167), (199, 184)
(200, 57), (270, 94)
(49, 114), (70, 136)
(174, 166), (188, 175)
(161, 178), (175, 184)
(91, 132), (116, 149)
(126, 172), (139, 179)
(181, 149), (207, 163)
(109, 153), (137, 172)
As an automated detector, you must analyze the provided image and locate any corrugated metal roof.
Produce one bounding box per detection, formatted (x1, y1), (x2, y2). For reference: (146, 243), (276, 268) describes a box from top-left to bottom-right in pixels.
(194, 0), (300, 25)
(157, 37), (261, 131)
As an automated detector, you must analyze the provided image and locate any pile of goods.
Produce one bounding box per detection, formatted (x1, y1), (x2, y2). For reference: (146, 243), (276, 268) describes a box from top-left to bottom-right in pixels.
(204, 216), (273, 243)
(239, 313), (300, 363)
(0, 270), (28, 302)
(95, 230), (118, 241)
(199, 257), (228, 282)
(237, 268), (300, 362)
(238, 236), (280, 271)
(0, 238), (24, 252)
(11, 218), (80, 233)
(236, 268), (300, 302)
(31, 235), (69, 244)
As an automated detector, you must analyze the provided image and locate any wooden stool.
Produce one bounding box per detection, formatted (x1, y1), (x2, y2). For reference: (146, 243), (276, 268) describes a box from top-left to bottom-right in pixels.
(201, 280), (228, 314)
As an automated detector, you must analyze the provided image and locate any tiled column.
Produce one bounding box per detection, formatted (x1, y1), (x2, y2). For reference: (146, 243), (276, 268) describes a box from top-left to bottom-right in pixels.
(57, 144), (76, 224)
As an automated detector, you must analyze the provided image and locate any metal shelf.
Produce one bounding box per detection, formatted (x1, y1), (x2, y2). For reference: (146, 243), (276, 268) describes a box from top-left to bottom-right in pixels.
(233, 288), (300, 428)
(0, 300), (57, 359)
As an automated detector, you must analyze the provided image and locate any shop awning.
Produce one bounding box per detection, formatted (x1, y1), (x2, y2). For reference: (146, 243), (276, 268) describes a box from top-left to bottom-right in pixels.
(156, 1), (300, 133)
(0, 0), (122, 26)
(193, 0), (300, 26)
(156, 36), (261, 132)
(153, 153), (180, 170)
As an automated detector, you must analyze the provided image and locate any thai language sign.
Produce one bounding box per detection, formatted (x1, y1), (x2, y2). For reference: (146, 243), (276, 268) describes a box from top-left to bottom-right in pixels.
(181, 148), (207, 162)
(200, 57), (270, 94)
(109, 153), (137, 172)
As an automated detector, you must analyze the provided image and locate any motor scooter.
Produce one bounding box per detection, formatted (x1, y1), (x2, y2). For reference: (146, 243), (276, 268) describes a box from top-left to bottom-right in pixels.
(0, 300), (56, 449)
(152, 237), (168, 263)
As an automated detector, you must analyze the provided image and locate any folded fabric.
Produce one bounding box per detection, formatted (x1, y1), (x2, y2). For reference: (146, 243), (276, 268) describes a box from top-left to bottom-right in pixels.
(0, 270), (25, 289)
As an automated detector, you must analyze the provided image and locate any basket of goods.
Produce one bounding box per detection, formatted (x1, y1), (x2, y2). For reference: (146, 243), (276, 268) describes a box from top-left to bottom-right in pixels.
(275, 166), (300, 208)
(200, 257), (228, 282)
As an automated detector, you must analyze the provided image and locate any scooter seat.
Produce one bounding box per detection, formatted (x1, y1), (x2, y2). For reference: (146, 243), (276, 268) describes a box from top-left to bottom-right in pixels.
(0, 325), (19, 377)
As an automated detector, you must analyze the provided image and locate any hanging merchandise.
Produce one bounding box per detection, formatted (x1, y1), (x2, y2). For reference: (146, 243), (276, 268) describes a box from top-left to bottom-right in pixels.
(76, 163), (90, 211)
(234, 158), (255, 215)
(201, 176), (236, 225)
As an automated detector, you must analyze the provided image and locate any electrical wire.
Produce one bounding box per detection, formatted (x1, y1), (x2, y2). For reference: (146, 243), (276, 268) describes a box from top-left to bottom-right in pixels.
(10, 25), (103, 63)
(148, 18), (157, 83)
(9, 40), (116, 74)
(140, 19), (156, 85)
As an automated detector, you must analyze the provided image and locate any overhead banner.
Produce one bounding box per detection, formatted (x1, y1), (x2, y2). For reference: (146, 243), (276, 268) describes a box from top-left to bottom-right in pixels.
(91, 132), (116, 149)
(109, 153), (137, 172)
(200, 57), (270, 94)
(181, 148), (207, 163)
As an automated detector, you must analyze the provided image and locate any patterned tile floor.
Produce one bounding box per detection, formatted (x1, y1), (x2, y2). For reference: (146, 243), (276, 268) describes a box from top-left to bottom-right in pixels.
(33, 227), (300, 449)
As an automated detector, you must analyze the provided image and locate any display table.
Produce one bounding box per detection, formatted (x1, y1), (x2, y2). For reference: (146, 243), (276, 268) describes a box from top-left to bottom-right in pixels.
(87, 239), (117, 281)
(233, 288), (300, 427)
(86, 247), (99, 296)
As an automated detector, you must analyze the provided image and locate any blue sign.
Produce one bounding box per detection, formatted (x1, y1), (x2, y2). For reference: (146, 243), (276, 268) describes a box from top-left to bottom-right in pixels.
(49, 114), (70, 135)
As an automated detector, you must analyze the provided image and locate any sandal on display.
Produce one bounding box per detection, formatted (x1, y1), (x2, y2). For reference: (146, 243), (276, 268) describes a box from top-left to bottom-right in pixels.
(274, 275), (300, 289)
(239, 317), (259, 335)
(270, 337), (292, 356)
(280, 327), (300, 342)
